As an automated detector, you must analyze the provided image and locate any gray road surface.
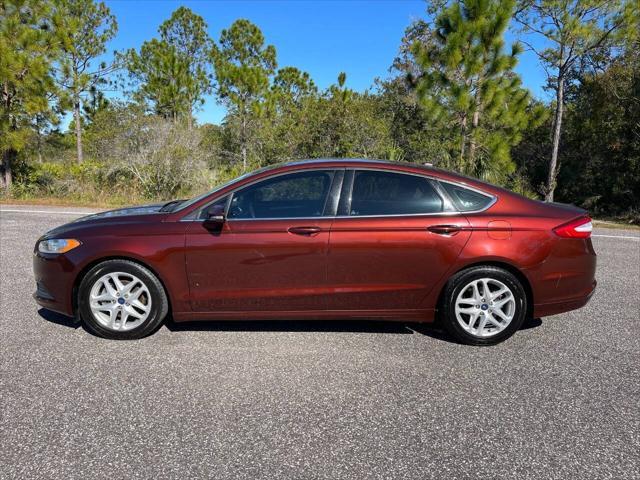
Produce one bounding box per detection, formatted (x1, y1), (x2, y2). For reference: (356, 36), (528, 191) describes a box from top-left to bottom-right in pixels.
(1, 205), (639, 479)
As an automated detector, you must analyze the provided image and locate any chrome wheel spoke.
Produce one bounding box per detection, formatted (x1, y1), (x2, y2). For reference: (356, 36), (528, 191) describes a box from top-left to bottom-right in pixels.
(472, 283), (481, 302)
(110, 273), (126, 292)
(493, 295), (513, 309)
(457, 306), (476, 315)
(490, 287), (509, 301)
(469, 312), (480, 330)
(475, 314), (488, 333)
(91, 292), (112, 302)
(119, 309), (129, 327)
(492, 307), (510, 322)
(91, 300), (114, 309)
(486, 313), (504, 327)
(457, 297), (476, 306)
(130, 299), (149, 312)
(126, 309), (142, 320)
(121, 279), (140, 295)
(103, 279), (118, 298)
(108, 306), (118, 329)
(129, 284), (146, 301)
(481, 279), (490, 298)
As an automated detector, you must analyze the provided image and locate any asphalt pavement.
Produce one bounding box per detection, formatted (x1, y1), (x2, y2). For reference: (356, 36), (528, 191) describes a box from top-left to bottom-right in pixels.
(1, 204), (639, 479)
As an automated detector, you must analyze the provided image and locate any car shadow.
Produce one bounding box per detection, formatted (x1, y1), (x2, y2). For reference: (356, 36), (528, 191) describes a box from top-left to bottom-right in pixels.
(520, 316), (543, 330)
(165, 318), (414, 335)
(411, 317), (543, 342)
(166, 317), (543, 338)
(38, 307), (542, 341)
(38, 308), (81, 329)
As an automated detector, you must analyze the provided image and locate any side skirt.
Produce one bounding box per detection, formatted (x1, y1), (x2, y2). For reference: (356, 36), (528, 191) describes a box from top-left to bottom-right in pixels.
(172, 309), (435, 323)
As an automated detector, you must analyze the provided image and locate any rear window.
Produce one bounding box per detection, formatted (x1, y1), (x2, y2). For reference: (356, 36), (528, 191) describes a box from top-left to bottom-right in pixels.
(440, 182), (494, 212)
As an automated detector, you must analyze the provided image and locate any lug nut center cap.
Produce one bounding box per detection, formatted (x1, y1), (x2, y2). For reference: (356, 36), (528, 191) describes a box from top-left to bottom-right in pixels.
(117, 297), (126, 305)
(481, 304), (489, 310)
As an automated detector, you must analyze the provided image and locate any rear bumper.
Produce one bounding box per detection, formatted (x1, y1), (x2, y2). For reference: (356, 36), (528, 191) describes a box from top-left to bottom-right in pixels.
(525, 237), (597, 318)
(533, 279), (596, 318)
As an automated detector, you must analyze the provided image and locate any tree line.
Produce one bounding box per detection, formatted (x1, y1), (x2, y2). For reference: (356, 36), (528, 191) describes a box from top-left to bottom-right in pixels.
(1, 0), (638, 219)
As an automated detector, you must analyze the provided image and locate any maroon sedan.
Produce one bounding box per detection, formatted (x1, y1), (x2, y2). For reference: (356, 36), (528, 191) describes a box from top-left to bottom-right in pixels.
(33, 159), (596, 345)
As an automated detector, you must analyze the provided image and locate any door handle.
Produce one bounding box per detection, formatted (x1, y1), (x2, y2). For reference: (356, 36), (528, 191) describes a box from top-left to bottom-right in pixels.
(428, 225), (462, 235)
(288, 226), (322, 236)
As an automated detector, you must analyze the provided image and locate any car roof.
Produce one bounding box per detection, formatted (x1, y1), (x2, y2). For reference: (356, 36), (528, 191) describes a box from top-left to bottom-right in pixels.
(269, 158), (443, 177)
(281, 158), (428, 168)
(272, 158), (495, 190)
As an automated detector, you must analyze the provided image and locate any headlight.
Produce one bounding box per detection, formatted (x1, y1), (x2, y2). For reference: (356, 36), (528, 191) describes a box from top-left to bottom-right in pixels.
(38, 238), (81, 254)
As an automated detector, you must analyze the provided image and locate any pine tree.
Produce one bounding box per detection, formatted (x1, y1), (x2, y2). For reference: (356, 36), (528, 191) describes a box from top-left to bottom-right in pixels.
(125, 6), (213, 126)
(271, 67), (317, 110)
(1, 0), (59, 190)
(414, 0), (545, 181)
(82, 86), (110, 125)
(261, 67), (317, 161)
(211, 19), (277, 171)
(515, 0), (638, 201)
(157, 6), (213, 129)
(54, 0), (117, 164)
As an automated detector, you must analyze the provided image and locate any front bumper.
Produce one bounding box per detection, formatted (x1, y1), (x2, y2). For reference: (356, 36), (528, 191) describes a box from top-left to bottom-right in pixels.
(33, 251), (77, 316)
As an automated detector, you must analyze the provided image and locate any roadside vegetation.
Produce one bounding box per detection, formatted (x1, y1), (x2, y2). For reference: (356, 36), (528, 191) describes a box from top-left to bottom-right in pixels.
(1, 0), (639, 222)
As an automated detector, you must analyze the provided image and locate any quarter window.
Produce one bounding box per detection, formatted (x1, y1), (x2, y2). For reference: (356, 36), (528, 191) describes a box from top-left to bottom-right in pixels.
(440, 182), (493, 211)
(348, 171), (443, 216)
(228, 170), (334, 219)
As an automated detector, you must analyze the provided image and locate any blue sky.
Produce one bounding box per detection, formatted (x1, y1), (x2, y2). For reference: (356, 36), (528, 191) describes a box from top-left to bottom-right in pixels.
(101, 0), (548, 125)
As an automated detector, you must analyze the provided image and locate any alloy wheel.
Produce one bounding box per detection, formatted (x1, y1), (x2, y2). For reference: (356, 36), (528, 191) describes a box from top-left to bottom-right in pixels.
(89, 272), (152, 332)
(454, 278), (516, 338)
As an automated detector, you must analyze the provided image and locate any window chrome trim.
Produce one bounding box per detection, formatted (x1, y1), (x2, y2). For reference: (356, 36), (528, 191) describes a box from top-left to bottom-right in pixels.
(185, 212), (463, 222)
(180, 165), (498, 221)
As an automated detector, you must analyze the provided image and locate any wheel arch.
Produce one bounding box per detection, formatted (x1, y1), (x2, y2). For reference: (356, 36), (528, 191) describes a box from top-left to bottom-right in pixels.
(72, 255), (172, 316)
(436, 260), (534, 320)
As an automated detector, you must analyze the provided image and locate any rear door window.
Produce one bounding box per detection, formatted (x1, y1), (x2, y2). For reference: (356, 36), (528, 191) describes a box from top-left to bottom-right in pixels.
(348, 170), (443, 216)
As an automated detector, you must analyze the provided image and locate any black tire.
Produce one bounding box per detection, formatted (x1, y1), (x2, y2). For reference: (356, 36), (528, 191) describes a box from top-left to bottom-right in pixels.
(440, 266), (527, 346)
(78, 259), (169, 340)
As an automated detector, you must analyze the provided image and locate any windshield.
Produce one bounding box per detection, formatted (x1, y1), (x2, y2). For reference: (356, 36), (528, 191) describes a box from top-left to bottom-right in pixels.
(174, 164), (283, 212)
(173, 173), (252, 212)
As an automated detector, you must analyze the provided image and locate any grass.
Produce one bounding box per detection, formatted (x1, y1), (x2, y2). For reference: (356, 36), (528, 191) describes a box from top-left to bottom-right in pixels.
(0, 195), (144, 209)
(592, 219), (640, 231)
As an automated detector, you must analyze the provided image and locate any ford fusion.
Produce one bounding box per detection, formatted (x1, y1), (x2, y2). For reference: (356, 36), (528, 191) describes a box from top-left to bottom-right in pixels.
(33, 159), (596, 345)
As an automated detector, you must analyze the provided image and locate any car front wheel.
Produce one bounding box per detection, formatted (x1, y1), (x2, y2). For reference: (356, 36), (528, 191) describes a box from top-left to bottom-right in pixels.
(78, 259), (168, 340)
(440, 266), (527, 346)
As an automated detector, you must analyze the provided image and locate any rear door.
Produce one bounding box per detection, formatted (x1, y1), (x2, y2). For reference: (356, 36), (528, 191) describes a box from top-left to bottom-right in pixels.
(185, 169), (342, 313)
(326, 169), (471, 312)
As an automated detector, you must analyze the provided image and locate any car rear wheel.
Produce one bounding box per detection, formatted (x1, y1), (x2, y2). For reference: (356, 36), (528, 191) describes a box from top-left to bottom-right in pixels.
(440, 266), (527, 346)
(78, 259), (168, 340)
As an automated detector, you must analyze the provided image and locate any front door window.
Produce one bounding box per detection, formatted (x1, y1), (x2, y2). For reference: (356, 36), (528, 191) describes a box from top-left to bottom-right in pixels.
(228, 170), (335, 219)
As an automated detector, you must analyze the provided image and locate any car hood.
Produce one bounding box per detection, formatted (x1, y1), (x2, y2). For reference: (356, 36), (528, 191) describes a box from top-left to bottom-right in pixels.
(41, 203), (168, 239)
(74, 203), (166, 222)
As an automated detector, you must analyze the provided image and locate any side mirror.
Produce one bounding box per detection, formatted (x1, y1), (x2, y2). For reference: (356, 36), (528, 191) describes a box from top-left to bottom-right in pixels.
(203, 204), (225, 230)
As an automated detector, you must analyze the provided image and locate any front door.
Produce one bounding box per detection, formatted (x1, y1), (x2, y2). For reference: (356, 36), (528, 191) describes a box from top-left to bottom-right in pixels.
(327, 169), (471, 312)
(185, 169), (340, 313)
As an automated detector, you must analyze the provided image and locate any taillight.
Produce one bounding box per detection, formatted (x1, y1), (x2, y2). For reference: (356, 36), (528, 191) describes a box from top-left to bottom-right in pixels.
(553, 216), (593, 239)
